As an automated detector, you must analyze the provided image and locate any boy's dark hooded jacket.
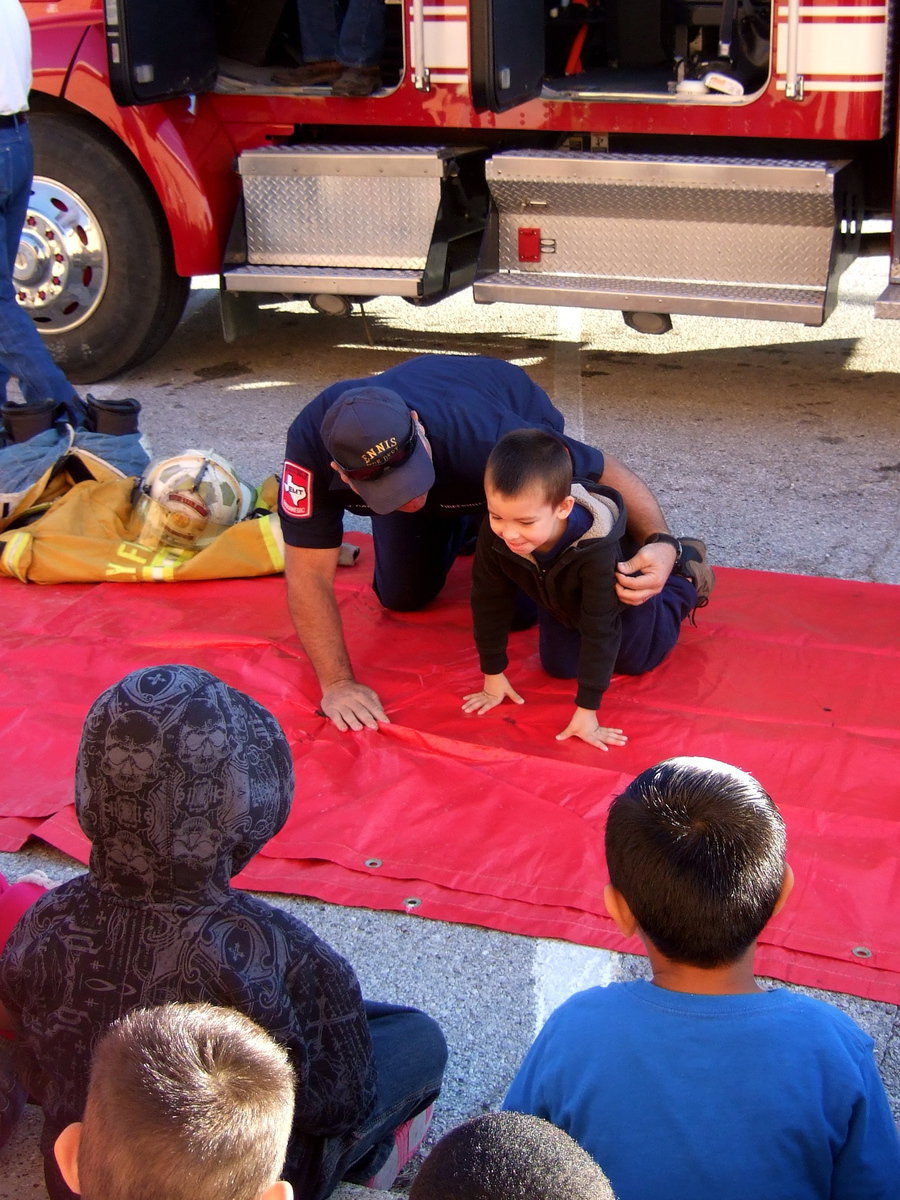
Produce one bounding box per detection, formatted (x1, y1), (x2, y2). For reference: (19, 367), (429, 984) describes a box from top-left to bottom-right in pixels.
(472, 481), (627, 709)
(0, 664), (376, 1194)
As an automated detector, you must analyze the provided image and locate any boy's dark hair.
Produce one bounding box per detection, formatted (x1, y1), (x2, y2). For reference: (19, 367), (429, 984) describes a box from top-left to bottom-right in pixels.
(77, 1003), (295, 1200)
(485, 429), (573, 508)
(409, 1111), (616, 1200)
(605, 756), (787, 968)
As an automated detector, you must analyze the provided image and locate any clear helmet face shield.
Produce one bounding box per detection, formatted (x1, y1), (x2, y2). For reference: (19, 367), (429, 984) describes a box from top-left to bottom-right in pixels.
(132, 451), (254, 550)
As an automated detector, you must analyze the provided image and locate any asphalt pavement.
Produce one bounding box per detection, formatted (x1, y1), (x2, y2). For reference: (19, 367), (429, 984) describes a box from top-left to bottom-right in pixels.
(1, 252), (898, 1195)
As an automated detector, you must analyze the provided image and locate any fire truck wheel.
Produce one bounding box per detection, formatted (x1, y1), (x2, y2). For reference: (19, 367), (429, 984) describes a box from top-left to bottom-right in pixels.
(21, 112), (190, 384)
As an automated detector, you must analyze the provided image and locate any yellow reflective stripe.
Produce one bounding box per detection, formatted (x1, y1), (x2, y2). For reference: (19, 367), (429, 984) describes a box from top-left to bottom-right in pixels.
(147, 547), (189, 581)
(1, 531), (32, 581)
(260, 513), (285, 571)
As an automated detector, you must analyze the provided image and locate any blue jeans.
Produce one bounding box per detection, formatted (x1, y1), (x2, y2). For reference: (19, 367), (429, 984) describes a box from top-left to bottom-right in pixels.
(306, 1001), (448, 1200)
(0, 120), (77, 411)
(539, 573), (698, 680)
(297, 0), (385, 67)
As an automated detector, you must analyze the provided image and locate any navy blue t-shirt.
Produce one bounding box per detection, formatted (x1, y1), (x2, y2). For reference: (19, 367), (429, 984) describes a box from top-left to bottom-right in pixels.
(279, 355), (605, 549)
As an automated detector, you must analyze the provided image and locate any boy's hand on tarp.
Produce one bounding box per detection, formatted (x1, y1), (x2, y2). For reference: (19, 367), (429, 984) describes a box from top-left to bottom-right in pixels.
(462, 673), (524, 715)
(556, 707), (628, 751)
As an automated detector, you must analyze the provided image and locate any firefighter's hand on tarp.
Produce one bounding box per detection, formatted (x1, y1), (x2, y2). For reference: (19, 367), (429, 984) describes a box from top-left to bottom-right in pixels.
(556, 707), (628, 751)
(615, 540), (678, 606)
(462, 672), (525, 716)
(320, 680), (390, 732)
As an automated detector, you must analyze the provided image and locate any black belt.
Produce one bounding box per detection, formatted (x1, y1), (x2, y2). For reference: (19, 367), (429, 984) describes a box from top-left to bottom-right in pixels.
(0, 112), (27, 129)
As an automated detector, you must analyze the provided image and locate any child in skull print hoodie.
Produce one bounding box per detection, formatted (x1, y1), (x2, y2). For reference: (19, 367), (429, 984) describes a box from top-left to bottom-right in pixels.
(0, 664), (377, 1200)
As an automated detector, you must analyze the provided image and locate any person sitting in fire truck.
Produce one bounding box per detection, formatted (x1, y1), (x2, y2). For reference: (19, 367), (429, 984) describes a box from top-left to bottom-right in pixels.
(278, 354), (714, 733)
(272, 0), (384, 97)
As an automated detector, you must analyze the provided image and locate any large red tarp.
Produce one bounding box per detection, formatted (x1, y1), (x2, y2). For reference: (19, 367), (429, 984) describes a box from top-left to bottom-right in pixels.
(1, 540), (898, 1002)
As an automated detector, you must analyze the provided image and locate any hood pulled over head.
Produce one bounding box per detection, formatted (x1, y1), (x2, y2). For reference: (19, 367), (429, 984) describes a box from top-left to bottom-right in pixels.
(75, 665), (294, 903)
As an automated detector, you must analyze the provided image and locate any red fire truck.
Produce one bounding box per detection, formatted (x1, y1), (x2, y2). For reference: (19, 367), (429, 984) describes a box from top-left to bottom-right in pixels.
(21, 0), (900, 381)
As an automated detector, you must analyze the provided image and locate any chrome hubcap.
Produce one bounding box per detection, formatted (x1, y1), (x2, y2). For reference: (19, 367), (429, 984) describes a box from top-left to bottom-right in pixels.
(14, 177), (108, 334)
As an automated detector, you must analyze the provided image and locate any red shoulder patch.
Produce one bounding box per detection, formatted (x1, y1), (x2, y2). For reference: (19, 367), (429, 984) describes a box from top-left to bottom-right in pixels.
(280, 461), (313, 519)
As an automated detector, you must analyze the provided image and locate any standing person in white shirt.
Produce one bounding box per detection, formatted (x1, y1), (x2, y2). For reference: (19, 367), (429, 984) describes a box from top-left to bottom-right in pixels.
(0, 0), (83, 441)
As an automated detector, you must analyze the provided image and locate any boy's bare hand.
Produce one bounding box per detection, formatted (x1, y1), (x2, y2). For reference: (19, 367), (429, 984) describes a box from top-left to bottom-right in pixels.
(556, 707), (628, 750)
(462, 672), (525, 715)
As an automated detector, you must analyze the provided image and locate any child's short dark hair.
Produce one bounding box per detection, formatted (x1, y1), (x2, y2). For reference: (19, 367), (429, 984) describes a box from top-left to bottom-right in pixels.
(485, 429), (573, 508)
(77, 1003), (295, 1200)
(605, 756), (787, 968)
(409, 1112), (616, 1200)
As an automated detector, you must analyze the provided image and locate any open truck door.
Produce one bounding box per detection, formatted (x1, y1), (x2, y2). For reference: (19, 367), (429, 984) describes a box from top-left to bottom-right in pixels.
(105, 0), (218, 106)
(470, 0), (545, 113)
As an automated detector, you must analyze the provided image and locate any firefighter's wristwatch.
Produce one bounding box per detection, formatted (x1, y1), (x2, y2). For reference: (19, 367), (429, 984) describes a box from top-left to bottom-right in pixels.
(643, 532), (681, 559)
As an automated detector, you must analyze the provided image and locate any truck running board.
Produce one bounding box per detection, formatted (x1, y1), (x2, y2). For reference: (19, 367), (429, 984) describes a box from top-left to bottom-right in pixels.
(474, 151), (858, 326)
(472, 273), (831, 324)
(225, 265), (426, 298)
(223, 144), (488, 305)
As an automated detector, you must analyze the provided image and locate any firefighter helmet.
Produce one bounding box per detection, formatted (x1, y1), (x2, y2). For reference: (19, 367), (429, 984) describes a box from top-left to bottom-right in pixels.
(134, 451), (254, 550)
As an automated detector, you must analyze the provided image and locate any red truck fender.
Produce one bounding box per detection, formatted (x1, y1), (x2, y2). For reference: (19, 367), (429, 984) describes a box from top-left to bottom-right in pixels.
(24, 20), (263, 380)
(38, 23), (240, 276)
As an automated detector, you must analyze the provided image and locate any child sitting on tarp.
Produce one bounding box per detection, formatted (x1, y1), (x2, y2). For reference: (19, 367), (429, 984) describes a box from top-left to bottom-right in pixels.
(503, 756), (900, 1199)
(0, 664), (447, 1200)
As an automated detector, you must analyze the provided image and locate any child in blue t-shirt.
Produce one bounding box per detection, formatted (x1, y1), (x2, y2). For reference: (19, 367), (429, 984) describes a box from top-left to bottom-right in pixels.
(504, 756), (900, 1200)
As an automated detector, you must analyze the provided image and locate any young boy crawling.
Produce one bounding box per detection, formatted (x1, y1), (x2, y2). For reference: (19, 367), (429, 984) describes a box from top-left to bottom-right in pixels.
(503, 756), (900, 1199)
(54, 1003), (296, 1200)
(463, 429), (705, 749)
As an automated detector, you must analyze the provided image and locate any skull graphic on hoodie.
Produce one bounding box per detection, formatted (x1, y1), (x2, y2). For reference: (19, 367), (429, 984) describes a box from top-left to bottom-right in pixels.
(0, 664), (376, 1197)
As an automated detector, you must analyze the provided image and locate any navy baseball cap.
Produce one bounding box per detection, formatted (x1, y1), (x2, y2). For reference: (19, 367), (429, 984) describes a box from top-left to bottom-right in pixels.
(320, 387), (435, 515)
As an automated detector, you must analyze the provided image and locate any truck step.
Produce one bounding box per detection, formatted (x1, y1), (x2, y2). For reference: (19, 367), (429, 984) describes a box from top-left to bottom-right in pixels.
(234, 144), (488, 303)
(239, 145), (449, 271)
(224, 264), (425, 298)
(474, 272), (829, 324)
(477, 151), (857, 325)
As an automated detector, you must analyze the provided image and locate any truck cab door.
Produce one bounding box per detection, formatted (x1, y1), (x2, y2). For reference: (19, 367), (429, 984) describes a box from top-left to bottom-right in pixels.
(105, 0), (218, 106)
(470, 0), (545, 112)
